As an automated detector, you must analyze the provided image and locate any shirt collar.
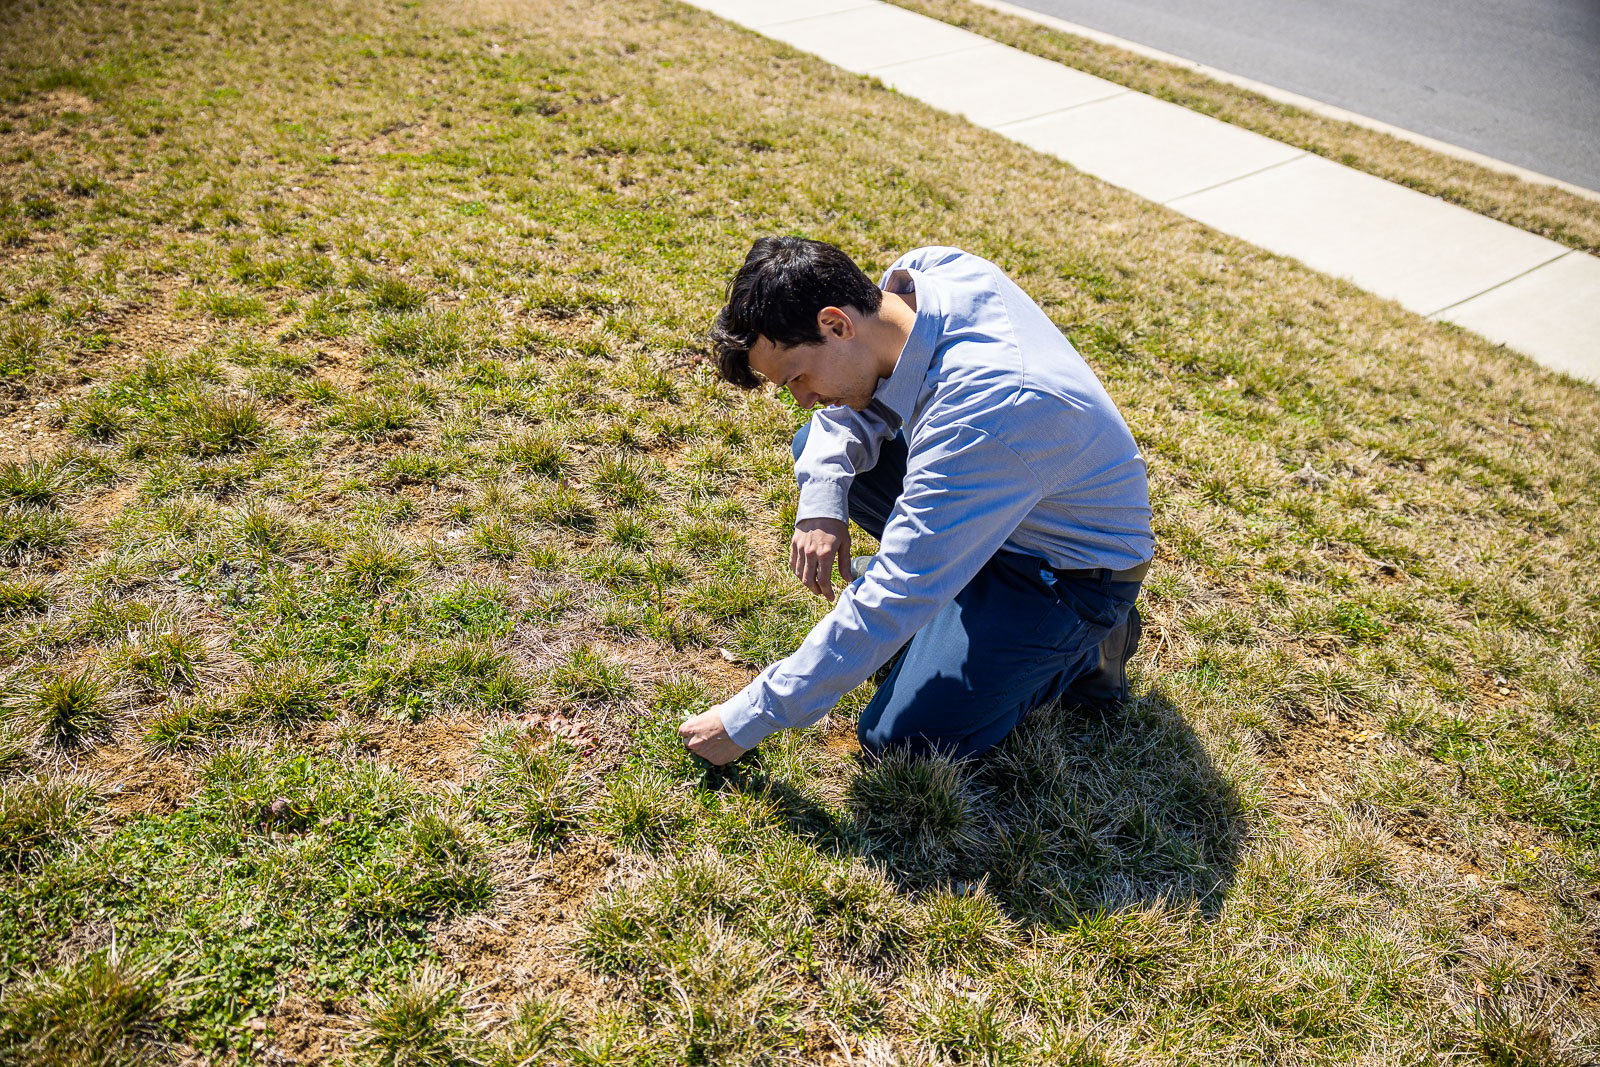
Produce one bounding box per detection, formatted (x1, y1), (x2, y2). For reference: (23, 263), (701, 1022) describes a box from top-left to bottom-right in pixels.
(872, 266), (940, 427)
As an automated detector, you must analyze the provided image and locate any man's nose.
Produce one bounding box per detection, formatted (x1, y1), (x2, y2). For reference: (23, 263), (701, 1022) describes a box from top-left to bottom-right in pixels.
(790, 387), (818, 409)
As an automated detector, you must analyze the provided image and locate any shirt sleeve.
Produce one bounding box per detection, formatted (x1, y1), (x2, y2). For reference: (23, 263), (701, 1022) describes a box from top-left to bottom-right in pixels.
(716, 413), (1047, 749)
(794, 404), (896, 523)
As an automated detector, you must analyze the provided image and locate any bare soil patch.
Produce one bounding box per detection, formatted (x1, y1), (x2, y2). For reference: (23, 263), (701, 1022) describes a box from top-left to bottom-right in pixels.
(432, 838), (620, 1014)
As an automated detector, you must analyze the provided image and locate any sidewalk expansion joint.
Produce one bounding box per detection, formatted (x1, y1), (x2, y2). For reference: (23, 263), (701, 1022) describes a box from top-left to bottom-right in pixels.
(1161, 153), (1310, 206)
(1425, 250), (1574, 319)
(864, 41), (999, 74)
(988, 90), (1135, 130)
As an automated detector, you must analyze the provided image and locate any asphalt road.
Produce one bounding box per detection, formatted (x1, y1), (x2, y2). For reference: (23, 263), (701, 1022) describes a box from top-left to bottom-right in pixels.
(1002, 0), (1600, 192)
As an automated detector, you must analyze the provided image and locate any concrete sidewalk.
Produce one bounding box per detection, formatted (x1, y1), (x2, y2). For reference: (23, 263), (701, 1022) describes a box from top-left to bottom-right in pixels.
(688, 0), (1600, 387)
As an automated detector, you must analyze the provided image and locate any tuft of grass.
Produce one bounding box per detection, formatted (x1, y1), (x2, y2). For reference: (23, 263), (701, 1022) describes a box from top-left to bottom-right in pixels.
(111, 623), (208, 691)
(544, 644), (635, 706)
(340, 541), (417, 594)
(906, 981), (1020, 1066)
(0, 459), (68, 508)
(526, 483), (593, 530)
(0, 317), (62, 378)
(231, 659), (334, 724)
(595, 763), (690, 850)
(0, 578), (49, 617)
(352, 640), (530, 720)
(332, 395), (419, 439)
(0, 507), (76, 563)
(495, 431), (569, 477)
(368, 309), (471, 366)
(232, 501), (308, 556)
(427, 578), (515, 637)
(470, 728), (590, 844)
(364, 275), (429, 313)
(914, 885), (1018, 972)
(0, 776), (95, 871)
(466, 517), (523, 561)
(10, 669), (114, 749)
(496, 993), (577, 1063)
(847, 750), (982, 859)
(169, 394), (269, 456)
(357, 968), (478, 1067)
(141, 697), (232, 753)
(590, 455), (658, 509)
(64, 393), (134, 441)
(0, 948), (173, 1067)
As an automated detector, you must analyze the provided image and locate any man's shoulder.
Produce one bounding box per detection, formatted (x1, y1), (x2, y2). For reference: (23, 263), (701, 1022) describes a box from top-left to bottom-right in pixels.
(883, 246), (1000, 283)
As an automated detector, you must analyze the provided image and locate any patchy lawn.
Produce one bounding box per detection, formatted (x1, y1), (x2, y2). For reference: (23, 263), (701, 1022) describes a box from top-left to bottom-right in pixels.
(0, 0), (1596, 1062)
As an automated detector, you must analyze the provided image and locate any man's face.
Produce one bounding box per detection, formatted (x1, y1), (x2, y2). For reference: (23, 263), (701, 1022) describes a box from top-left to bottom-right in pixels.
(747, 307), (880, 412)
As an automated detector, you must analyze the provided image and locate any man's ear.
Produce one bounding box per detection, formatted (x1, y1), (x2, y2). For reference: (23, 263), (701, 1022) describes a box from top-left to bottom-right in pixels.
(817, 305), (856, 340)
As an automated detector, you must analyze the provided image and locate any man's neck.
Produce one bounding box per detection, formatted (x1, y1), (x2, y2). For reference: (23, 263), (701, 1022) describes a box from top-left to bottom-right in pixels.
(871, 288), (918, 381)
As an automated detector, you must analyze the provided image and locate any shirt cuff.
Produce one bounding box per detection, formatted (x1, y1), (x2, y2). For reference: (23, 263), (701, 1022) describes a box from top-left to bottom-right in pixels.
(715, 690), (787, 751)
(796, 477), (850, 524)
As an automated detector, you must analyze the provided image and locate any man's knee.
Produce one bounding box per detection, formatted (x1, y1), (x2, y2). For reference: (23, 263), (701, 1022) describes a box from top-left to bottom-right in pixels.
(857, 712), (985, 763)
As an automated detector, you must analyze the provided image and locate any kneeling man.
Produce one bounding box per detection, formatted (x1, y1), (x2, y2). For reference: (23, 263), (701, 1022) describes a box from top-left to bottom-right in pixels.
(679, 238), (1153, 765)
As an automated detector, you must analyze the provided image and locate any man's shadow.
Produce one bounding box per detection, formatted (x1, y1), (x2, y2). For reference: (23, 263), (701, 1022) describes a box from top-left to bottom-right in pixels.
(710, 686), (1246, 928)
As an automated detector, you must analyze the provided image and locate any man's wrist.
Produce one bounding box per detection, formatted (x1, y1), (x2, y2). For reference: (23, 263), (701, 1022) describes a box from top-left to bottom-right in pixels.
(716, 695), (785, 750)
(796, 479), (850, 525)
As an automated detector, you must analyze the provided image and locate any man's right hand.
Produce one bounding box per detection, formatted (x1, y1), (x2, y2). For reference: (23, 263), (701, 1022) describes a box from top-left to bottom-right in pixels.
(790, 518), (852, 602)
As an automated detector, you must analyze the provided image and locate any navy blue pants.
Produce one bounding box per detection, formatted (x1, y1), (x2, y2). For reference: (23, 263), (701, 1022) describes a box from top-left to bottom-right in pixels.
(794, 426), (1141, 761)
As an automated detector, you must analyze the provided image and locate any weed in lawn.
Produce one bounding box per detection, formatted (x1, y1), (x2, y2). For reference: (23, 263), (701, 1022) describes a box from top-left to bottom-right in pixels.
(0, 316), (62, 377)
(352, 640), (529, 720)
(820, 970), (884, 1034)
(232, 501), (309, 557)
(356, 967), (480, 1067)
(847, 749), (982, 860)
(914, 885), (1018, 972)
(232, 658), (334, 725)
(606, 511), (651, 550)
(64, 393), (133, 441)
(369, 309), (472, 367)
(428, 578), (516, 638)
(595, 763), (691, 851)
(341, 541), (417, 595)
(364, 276), (429, 314)
(526, 483), (593, 530)
(142, 697), (232, 753)
(590, 454), (658, 509)
(907, 981), (1019, 1065)
(496, 993), (577, 1063)
(466, 517), (523, 562)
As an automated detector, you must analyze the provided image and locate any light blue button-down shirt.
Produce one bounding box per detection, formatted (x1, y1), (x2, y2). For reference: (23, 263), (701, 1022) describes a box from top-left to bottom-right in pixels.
(716, 247), (1153, 750)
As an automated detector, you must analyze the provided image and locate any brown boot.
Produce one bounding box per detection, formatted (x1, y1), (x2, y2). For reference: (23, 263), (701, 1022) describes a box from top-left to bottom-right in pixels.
(1064, 603), (1141, 712)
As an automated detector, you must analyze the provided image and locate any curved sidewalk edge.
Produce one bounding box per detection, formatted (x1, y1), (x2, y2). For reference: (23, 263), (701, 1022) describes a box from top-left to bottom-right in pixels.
(686, 0), (1600, 388)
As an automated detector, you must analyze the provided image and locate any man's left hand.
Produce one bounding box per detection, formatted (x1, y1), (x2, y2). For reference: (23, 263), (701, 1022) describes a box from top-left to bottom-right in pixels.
(678, 708), (749, 766)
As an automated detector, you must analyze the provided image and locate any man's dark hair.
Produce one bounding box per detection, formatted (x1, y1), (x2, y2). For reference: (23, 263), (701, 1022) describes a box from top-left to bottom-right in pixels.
(710, 236), (884, 389)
